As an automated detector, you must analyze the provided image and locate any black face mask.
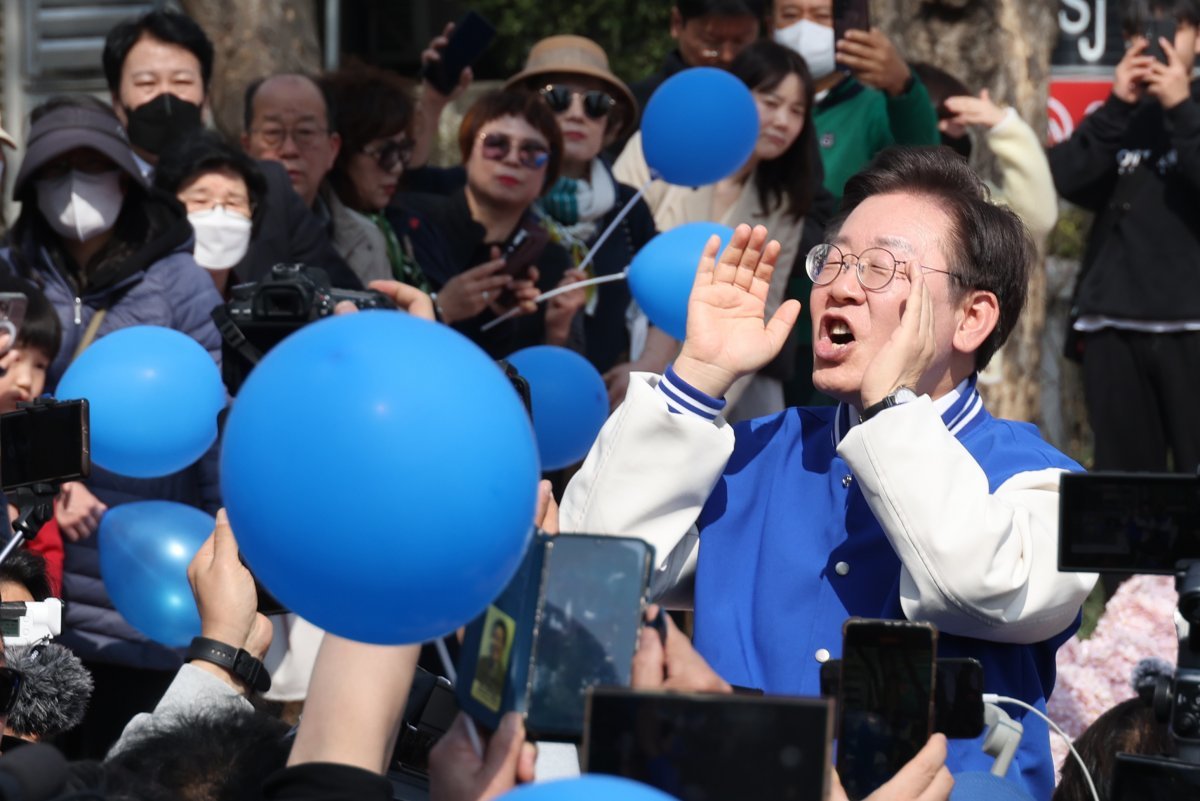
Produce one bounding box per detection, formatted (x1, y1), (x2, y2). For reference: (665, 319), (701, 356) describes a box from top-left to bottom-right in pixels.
(124, 93), (203, 156)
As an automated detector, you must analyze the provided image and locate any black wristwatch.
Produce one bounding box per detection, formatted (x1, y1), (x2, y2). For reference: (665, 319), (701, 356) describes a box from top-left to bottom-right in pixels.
(859, 387), (918, 423)
(187, 636), (272, 693)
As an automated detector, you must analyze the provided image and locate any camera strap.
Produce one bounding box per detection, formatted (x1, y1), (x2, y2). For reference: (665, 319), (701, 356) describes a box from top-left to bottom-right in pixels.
(211, 305), (265, 367)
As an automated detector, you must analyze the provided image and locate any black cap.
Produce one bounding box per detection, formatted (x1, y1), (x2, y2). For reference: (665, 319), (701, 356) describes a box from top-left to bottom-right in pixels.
(13, 105), (147, 197)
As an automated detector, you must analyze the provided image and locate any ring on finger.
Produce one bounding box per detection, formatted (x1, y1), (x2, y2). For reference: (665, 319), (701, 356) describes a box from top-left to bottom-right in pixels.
(482, 290), (491, 301)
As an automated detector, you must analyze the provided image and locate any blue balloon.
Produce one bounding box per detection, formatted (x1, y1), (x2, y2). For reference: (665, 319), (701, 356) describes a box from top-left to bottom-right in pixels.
(99, 501), (213, 647)
(221, 311), (540, 645)
(641, 67), (759, 186)
(506, 346), (608, 471)
(57, 326), (225, 479)
(628, 222), (734, 341)
(497, 776), (679, 801)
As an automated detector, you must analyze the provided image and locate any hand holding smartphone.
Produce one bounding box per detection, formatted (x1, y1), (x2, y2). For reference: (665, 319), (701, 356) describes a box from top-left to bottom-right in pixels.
(421, 12), (496, 96)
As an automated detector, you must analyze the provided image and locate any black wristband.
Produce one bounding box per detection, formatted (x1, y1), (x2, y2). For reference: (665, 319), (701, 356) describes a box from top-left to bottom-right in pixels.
(187, 636), (272, 693)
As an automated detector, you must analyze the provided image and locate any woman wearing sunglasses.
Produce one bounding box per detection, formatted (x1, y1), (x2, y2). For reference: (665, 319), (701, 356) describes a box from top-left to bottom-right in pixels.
(615, 39), (819, 421)
(506, 35), (676, 409)
(402, 91), (583, 358)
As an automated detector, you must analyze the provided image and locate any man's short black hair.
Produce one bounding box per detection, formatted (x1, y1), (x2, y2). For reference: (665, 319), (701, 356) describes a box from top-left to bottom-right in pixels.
(1121, 0), (1200, 36)
(834, 146), (1035, 371)
(0, 275), (61, 363)
(103, 10), (215, 95)
(242, 74), (338, 136)
(677, 0), (768, 21)
(0, 549), (53, 602)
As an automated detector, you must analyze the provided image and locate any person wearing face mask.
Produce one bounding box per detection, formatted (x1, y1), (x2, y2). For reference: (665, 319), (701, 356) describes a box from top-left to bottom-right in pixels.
(101, 9), (363, 291)
(154, 130), (267, 295)
(615, 40), (821, 420)
(771, 0), (939, 201)
(0, 95), (224, 760)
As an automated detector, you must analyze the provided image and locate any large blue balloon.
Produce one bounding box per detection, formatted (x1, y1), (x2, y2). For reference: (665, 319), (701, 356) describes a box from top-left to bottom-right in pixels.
(628, 222), (734, 341)
(498, 776), (679, 801)
(506, 346), (608, 471)
(221, 311), (540, 645)
(641, 67), (759, 187)
(99, 501), (213, 647)
(57, 326), (225, 478)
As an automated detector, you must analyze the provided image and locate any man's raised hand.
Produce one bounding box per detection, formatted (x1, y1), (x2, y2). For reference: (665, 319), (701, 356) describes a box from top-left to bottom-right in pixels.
(672, 223), (800, 399)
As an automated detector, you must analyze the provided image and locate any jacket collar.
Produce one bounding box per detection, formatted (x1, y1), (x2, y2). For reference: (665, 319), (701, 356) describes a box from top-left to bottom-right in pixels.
(831, 374), (985, 446)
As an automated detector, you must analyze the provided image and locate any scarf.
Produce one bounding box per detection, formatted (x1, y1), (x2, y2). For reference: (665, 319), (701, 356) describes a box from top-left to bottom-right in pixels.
(366, 212), (431, 294)
(538, 159), (617, 241)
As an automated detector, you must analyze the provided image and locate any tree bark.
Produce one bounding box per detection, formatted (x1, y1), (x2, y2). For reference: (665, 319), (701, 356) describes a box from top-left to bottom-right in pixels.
(179, 0), (323, 140)
(873, 0), (1059, 423)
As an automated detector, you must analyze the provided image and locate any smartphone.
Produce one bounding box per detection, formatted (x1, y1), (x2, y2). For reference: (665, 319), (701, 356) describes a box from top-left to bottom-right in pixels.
(821, 656), (983, 740)
(421, 11), (496, 96)
(837, 619), (937, 801)
(583, 687), (833, 801)
(1144, 18), (1177, 64)
(834, 0), (871, 46)
(501, 226), (550, 279)
(1111, 753), (1200, 801)
(1058, 472), (1200, 574)
(0, 293), (28, 356)
(0, 400), (90, 492)
(456, 533), (654, 742)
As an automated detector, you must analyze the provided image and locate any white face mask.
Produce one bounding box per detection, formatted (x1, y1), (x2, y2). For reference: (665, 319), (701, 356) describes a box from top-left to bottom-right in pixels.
(36, 169), (125, 242)
(774, 19), (837, 80)
(188, 205), (252, 270)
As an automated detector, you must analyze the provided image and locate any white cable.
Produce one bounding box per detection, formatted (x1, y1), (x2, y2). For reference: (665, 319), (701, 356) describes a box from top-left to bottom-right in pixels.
(983, 693), (1100, 801)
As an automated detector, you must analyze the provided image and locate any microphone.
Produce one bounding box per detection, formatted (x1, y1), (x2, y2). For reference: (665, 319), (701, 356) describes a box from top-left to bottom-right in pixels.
(5, 643), (94, 740)
(0, 743), (68, 801)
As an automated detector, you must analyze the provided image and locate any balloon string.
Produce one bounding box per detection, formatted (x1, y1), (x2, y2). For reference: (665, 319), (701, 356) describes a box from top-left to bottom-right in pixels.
(479, 271), (629, 333)
(434, 636), (483, 758)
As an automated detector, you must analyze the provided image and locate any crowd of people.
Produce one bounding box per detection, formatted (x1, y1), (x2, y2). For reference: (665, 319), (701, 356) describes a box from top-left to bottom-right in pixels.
(0, 1), (1192, 799)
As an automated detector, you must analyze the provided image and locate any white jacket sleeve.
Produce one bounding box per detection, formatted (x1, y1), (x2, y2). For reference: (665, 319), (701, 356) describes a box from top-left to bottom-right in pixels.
(837, 397), (1096, 644)
(987, 108), (1059, 243)
(558, 373), (734, 605)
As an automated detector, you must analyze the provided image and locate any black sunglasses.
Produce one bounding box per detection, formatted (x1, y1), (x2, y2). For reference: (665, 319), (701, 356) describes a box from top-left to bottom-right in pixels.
(478, 132), (550, 170)
(539, 84), (615, 120)
(362, 139), (414, 172)
(0, 666), (22, 715)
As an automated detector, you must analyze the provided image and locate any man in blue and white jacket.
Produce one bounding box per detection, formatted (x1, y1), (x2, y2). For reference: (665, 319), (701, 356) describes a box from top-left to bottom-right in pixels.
(560, 147), (1096, 800)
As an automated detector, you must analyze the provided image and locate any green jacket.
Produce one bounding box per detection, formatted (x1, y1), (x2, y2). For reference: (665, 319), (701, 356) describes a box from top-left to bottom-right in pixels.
(814, 73), (940, 200)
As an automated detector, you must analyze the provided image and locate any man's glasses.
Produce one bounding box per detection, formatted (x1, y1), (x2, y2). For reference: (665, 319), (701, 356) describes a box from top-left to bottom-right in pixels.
(251, 125), (330, 150)
(0, 666), (22, 715)
(806, 243), (959, 292)
(539, 85), (615, 120)
(361, 139), (414, 172)
(478, 132), (550, 170)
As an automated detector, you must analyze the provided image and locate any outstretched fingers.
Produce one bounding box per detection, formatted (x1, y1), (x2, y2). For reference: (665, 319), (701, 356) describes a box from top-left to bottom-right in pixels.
(692, 234), (725, 291)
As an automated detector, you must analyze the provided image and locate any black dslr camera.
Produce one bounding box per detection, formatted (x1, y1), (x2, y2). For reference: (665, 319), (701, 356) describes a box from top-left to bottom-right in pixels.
(213, 264), (395, 395)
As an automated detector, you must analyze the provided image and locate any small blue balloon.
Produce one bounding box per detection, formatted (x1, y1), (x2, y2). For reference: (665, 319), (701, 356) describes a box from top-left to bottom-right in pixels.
(628, 222), (734, 341)
(221, 311), (540, 645)
(641, 67), (759, 186)
(99, 501), (213, 647)
(506, 346), (608, 471)
(57, 326), (225, 479)
(497, 776), (679, 801)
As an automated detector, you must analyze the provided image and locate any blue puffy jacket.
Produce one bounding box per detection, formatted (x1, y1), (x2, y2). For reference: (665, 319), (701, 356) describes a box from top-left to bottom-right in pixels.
(1, 191), (223, 670)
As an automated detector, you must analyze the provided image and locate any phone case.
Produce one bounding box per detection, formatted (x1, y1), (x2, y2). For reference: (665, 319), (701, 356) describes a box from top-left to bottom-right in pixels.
(422, 12), (496, 96)
(455, 532), (654, 741)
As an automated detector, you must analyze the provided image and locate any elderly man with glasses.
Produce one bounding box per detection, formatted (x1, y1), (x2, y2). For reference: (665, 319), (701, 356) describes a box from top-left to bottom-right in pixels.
(560, 146), (1096, 800)
(243, 74), (392, 287)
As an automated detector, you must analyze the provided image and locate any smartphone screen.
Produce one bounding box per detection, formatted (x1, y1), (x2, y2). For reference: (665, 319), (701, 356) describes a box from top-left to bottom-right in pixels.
(1058, 472), (1200, 574)
(0, 400), (90, 491)
(584, 688), (833, 801)
(837, 619), (936, 801)
(421, 11), (496, 95)
(834, 0), (871, 44)
(1111, 753), (1200, 801)
(525, 535), (651, 739)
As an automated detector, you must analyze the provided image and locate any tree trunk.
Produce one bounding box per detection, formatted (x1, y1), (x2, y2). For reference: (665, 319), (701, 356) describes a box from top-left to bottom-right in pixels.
(179, 0), (323, 140)
(873, 0), (1059, 424)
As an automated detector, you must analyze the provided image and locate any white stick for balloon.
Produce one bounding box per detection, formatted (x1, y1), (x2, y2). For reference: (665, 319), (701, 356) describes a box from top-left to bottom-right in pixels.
(480, 271), (629, 332)
(434, 636), (483, 758)
(478, 174), (655, 334)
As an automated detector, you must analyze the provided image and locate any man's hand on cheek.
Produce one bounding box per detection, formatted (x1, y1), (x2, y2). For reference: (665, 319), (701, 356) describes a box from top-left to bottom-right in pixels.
(859, 267), (937, 410)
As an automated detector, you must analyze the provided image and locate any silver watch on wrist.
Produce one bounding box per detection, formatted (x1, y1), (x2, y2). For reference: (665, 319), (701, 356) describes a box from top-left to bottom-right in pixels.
(859, 386), (918, 423)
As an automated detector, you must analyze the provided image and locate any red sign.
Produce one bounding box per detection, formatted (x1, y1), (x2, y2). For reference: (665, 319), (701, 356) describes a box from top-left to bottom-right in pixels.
(1048, 77), (1112, 144)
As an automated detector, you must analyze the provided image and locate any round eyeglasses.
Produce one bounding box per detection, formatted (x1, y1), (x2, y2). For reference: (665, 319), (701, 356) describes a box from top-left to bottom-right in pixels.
(805, 243), (959, 291)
